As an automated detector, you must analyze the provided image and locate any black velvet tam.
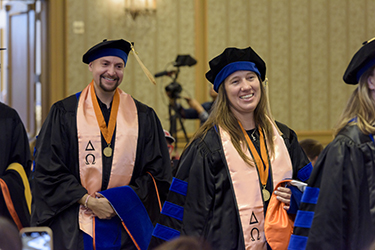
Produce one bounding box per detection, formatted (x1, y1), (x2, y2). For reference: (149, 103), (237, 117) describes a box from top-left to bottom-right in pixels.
(343, 38), (375, 85)
(205, 46), (266, 84)
(82, 39), (132, 64)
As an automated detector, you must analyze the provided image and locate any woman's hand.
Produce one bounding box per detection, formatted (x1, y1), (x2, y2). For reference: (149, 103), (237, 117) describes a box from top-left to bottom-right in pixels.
(274, 186), (292, 210)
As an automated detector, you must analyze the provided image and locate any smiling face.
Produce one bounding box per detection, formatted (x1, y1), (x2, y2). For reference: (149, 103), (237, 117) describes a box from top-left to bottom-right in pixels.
(89, 56), (125, 94)
(367, 67), (375, 101)
(224, 70), (261, 123)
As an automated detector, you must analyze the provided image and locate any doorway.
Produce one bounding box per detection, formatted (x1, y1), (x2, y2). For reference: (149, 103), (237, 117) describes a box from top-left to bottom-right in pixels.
(2, 0), (47, 141)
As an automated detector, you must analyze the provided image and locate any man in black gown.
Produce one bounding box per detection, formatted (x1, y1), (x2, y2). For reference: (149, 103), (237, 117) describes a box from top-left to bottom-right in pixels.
(31, 39), (172, 250)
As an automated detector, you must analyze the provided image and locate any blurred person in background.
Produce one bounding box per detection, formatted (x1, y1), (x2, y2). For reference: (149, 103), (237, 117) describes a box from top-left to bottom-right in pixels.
(289, 37), (375, 250)
(0, 102), (32, 231)
(0, 216), (22, 250)
(299, 139), (324, 167)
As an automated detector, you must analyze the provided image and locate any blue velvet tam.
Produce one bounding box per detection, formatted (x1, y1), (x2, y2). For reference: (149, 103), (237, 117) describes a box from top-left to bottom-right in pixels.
(206, 46), (266, 92)
(82, 39), (132, 65)
(343, 37), (375, 84)
(213, 61), (261, 92)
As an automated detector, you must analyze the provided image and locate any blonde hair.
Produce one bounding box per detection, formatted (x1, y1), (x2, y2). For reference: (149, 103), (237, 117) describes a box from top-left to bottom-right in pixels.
(334, 65), (375, 136)
(187, 76), (276, 166)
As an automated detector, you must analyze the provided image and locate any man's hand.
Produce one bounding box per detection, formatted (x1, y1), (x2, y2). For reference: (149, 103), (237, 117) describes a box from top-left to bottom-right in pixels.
(84, 193), (116, 219)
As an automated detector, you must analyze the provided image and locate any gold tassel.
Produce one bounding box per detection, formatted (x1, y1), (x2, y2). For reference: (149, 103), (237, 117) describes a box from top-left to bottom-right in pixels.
(364, 37), (375, 45)
(130, 43), (156, 85)
(264, 78), (272, 116)
(264, 78), (282, 136)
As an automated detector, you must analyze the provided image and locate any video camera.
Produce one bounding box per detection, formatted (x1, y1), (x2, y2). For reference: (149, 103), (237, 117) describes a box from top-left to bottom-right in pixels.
(165, 81), (182, 99)
(154, 54), (197, 99)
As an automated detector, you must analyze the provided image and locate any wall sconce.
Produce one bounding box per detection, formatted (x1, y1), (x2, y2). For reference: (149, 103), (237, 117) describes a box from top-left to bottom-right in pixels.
(124, 0), (156, 20)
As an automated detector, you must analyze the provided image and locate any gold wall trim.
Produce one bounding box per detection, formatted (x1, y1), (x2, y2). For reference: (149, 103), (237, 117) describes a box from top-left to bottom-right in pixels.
(296, 130), (334, 147)
(47, 0), (65, 113)
(194, 0), (208, 103)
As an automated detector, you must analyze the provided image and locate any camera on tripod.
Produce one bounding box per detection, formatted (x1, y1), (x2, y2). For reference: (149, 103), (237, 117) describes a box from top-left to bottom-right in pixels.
(165, 81), (182, 99)
(154, 54), (197, 100)
(154, 54), (197, 144)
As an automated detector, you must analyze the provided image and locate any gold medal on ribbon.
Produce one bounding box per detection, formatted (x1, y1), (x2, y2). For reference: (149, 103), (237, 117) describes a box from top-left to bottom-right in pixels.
(103, 145), (113, 157)
(262, 188), (270, 201)
(90, 82), (119, 159)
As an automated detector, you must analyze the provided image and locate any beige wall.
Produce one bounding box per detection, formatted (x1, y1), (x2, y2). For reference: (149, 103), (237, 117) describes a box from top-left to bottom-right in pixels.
(61, 0), (375, 143)
(65, 0), (197, 133)
(207, 0), (375, 132)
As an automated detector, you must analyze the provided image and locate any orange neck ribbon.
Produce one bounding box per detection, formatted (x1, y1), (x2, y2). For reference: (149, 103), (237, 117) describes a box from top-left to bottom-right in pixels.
(238, 121), (270, 187)
(90, 81), (119, 145)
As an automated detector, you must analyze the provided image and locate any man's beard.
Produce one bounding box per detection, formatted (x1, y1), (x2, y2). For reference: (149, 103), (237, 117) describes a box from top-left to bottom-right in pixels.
(99, 76), (120, 92)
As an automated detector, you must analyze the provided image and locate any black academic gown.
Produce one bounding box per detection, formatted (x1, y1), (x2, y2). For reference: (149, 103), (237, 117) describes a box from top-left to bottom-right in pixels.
(149, 122), (310, 250)
(290, 125), (375, 250)
(31, 94), (172, 250)
(0, 102), (31, 227)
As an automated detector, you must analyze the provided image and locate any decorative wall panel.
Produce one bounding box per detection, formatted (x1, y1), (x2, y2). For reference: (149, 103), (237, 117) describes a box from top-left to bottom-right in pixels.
(65, 0), (196, 133)
(290, 1), (309, 130)
(206, 0), (375, 133)
(268, 0), (290, 125)
(310, 0), (329, 130)
(64, 0), (375, 138)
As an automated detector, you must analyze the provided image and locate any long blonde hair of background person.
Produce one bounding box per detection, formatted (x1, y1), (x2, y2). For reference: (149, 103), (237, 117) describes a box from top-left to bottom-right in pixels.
(335, 65), (375, 136)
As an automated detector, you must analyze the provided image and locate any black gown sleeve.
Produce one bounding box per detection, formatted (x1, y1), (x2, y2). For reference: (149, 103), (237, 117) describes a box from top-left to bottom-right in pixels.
(0, 103), (32, 227)
(0, 103), (31, 175)
(290, 134), (375, 250)
(129, 101), (172, 224)
(31, 101), (87, 226)
(148, 134), (216, 248)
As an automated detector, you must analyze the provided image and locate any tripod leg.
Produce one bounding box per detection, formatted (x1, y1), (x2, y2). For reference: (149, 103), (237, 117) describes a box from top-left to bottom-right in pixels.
(169, 105), (178, 145)
(178, 116), (189, 143)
